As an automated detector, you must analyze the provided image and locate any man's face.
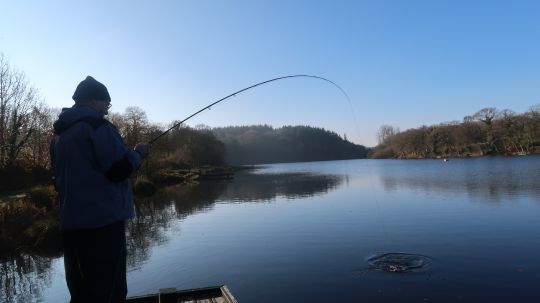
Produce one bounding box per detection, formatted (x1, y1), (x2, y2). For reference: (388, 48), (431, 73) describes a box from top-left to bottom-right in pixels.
(92, 99), (111, 116)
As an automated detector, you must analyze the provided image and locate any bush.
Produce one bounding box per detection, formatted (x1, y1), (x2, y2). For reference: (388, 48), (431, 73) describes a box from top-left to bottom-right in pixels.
(0, 166), (51, 192)
(134, 177), (157, 196)
(0, 200), (45, 253)
(151, 169), (188, 185)
(24, 216), (61, 250)
(29, 186), (57, 210)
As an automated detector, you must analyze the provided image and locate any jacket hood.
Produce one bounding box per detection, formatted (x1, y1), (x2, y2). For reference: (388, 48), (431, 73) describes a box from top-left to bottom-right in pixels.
(53, 105), (103, 134)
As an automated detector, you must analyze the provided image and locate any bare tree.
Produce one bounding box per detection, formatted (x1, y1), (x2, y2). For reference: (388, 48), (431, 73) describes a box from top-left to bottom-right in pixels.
(472, 107), (499, 126)
(498, 109), (516, 119)
(22, 103), (55, 168)
(194, 124), (211, 131)
(377, 124), (399, 144)
(123, 106), (148, 148)
(0, 54), (39, 167)
(529, 103), (540, 116)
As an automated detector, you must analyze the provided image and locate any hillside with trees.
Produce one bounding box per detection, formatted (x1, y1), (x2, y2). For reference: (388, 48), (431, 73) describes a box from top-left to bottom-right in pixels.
(212, 125), (368, 165)
(371, 106), (540, 159)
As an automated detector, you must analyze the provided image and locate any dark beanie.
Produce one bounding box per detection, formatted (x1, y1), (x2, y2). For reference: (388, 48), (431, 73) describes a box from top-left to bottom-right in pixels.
(72, 76), (111, 103)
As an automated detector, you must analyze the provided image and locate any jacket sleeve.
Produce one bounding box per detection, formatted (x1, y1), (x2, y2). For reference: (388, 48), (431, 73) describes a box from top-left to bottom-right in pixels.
(90, 123), (142, 183)
(49, 135), (59, 188)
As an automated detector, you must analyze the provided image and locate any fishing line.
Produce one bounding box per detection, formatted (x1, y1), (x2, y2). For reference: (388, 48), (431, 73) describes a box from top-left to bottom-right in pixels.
(145, 73), (393, 248)
(337, 91), (393, 246)
(148, 74), (352, 144)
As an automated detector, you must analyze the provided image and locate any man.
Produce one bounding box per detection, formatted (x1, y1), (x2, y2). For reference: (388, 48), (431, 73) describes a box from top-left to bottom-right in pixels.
(50, 76), (150, 302)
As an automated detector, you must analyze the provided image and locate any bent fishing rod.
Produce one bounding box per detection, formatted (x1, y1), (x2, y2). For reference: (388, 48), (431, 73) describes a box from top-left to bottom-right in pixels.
(148, 74), (351, 145)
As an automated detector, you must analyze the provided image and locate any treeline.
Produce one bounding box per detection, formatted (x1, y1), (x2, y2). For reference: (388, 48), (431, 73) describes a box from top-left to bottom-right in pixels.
(212, 125), (368, 165)
(0, 55), (56, 192)
(371, 106), (540, 159)
(107, 108), (225, 174)
(0, 105), (226, 193)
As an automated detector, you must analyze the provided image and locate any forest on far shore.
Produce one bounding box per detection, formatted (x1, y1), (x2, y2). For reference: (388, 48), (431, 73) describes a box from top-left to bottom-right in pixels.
(213, 125), (368, 165)
(370, 106), (540, 159)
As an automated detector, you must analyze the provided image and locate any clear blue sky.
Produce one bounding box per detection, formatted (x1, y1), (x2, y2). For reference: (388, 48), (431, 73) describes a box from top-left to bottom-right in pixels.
(1, 0), (539, 146)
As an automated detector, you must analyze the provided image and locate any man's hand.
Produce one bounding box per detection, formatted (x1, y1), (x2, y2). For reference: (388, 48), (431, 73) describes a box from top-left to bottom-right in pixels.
(134, 143), (150, 159)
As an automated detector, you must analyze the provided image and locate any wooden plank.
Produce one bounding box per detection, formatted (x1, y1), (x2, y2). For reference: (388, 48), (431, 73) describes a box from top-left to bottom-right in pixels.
(127, 285), (237, 303)
(159, 288), (177, 294)
(125, 294), (158, 303)
(220, 286), (239, 303)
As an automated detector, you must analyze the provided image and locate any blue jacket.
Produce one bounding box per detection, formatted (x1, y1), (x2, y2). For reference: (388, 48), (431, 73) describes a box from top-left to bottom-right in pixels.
(50, 105), (141, 230)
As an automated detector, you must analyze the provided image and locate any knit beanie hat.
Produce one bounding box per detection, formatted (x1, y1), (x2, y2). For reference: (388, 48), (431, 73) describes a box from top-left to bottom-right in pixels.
(72, 76), (111, 103)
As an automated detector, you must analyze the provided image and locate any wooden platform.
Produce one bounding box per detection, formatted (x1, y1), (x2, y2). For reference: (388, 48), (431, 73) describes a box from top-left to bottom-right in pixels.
(126, 285), (238, 303)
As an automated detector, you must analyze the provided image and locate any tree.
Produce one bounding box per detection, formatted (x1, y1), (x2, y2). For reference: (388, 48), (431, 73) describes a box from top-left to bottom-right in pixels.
(0, 54), (40, 167)
(212, 125), (367, 164)
(23, 103), (56, 168)
(370, 106), (539, 158)
(472, 107), (500, 153)
(454, 120), (485, 155)
(377, 125), (400, 144)
(499, 109), (516, 119)
(463, 115), (474, 123)
(528, 104), (540, 146)
(529, 103), (540, 115)
(122, 106), (148, 148)
(427, 125), (455, 156)
(472, 107), (499, 126)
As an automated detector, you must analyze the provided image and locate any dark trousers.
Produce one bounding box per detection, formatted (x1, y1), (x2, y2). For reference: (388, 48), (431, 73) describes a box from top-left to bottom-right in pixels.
(62, 221), (127, 303)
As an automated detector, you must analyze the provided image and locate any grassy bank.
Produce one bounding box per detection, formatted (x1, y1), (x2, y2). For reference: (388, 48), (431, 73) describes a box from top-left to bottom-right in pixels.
(134, 166), (240, 196)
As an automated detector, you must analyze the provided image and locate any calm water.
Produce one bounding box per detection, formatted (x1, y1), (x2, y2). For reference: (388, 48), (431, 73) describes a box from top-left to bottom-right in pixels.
(2, 156), (540, 302)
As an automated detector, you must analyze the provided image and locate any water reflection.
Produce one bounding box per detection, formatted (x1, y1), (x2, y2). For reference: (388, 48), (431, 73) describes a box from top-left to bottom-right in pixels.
(379, 158), (540, 202)
(126, 171), (343, 268)
(0, 254), (55, 302)
(127, 180), (230, 269)
(218, 172), (344, 202)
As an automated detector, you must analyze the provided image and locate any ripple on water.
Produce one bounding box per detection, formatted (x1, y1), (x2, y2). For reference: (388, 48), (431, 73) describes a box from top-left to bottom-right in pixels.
(366, 252), (432, 273)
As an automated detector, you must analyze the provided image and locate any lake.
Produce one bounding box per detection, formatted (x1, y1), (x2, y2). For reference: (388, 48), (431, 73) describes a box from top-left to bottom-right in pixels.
(2, 156), (540, 302)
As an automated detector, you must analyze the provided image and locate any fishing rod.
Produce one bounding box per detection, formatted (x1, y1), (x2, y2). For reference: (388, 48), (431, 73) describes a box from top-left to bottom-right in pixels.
(148, 74), (351, 144)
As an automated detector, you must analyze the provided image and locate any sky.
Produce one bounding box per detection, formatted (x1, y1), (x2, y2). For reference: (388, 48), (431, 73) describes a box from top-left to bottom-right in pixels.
(1, 0), (539, 146)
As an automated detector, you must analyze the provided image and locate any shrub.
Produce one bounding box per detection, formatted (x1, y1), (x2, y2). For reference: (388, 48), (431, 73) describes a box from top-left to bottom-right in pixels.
(133, 177), (157, 196)
(29, 186), (57, 210)
(0, 200), (45, 253)
(151, 169), (187, 185)
(0, 166), (51, 192)
(24, 216), (61, 250)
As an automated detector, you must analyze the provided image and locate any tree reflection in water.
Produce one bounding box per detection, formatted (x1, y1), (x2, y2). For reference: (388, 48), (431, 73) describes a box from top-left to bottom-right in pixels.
(380, 169), (540, 203)
(126, 180), (229, 269)
(219, 171), (344, 202)
(378, 158), (540, 203)
(0, 254), (55, 302)
(1, 170), (343, 302)
(126, 171), (343, 267)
